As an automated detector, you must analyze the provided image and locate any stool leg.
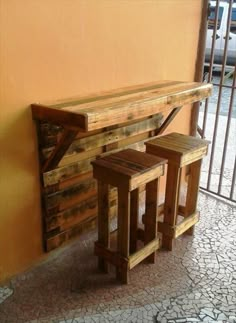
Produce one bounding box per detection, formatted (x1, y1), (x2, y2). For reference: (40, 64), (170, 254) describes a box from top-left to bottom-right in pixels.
(130, 188), (139, 254)
(184, 159), (202, 235)
(117, 188), (130, 284)
(97, 181), (110, 273)
(145, 178), (159, 263)
(162, 164), (181, 251)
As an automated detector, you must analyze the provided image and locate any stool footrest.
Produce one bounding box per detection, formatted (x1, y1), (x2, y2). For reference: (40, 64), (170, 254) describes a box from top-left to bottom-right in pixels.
(94, 241), (128, 268)
(158, 211), (199, 238)
(95, 237), (160, 271)
(129, 238), (160, 269)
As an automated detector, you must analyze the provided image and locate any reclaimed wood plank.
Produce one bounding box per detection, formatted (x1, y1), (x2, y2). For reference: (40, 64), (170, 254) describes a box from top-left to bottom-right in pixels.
(31, 104), (87, 131)
(60, 81), (184, 114)
(45, 188), (118, 231)
(117, 188), (130, 283)
(43, 140), (147, 187)
(130, 188), (139, 254)
(184, 159), (202, 235)
(43, 158), (94, 187)
(145, 178), (159, 263)
(42, 129), (78, 172)
(128, 238), (160, 270)
(32, 81), (212, 131)
(175, 211), (199, 238)
(58, 82), (202, 114)
(46, 214), (96, 251)
(41, 115), (162, 161)
(45, 196), (97, 232)
(71, 83), (212, 131)
(46, 202), (118, 251)
(94, 242), (128, 269)
(97, 181), (110, 272)
(146, 133), (210, 167)
(162, 164), (182, 251)
(44, 177), (97, 211)
(41, 80), (180, 109)
(42, 171), (92, 195)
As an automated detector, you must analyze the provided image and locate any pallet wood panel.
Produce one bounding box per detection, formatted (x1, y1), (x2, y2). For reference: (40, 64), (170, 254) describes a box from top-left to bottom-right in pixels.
(45, 177), (97, 212)
(42, 138), (150, 188)
(32, 81), (212, 251)
(42, 114), (162, 162)
(38, 119), (162, 250)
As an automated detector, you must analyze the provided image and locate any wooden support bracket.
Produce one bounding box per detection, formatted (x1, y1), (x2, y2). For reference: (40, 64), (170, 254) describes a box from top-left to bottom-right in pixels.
(42, 128), (78, 172)
(155, 106), (182, 136)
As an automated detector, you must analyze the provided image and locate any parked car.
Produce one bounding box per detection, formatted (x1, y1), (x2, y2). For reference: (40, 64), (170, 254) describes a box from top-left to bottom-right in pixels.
(205, 1), (236, 67)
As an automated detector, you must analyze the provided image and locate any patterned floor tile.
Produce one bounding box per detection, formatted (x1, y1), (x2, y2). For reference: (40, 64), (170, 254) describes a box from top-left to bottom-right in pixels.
(0, 193), (235, 323)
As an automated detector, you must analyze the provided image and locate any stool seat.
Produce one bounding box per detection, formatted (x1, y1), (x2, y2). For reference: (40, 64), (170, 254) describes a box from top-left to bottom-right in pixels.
(146, 133), (210, 251)
(92, 149), (166, 190)
(146, 132), (210, 167)
(92, 149), (167, 283)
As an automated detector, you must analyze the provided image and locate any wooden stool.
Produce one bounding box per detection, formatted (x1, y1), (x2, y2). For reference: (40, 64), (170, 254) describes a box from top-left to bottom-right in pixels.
(145, 133), (210, 251)
(91, 149), (167, 283)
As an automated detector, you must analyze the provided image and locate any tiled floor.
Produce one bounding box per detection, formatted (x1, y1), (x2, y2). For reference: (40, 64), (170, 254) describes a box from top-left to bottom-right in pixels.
(0, 192), (236, 323)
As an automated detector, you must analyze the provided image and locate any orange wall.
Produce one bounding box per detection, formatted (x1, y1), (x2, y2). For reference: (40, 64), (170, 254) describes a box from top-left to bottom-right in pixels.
(0, 0), (203, 282)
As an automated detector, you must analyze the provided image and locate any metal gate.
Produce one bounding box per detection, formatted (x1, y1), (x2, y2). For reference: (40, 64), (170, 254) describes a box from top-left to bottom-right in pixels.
(198, 0), (236, 203)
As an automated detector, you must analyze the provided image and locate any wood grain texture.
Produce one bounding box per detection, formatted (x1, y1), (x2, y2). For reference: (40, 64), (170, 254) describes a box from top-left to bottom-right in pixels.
(145, 178), (159, 263)
(42, 129), (78, 172)
(42, 115), (162, 162)
(32, 81), (212, 131)
(128, 238), (160, 270)
(184, 159), (202, 235)
(130, 189), (139, 254)
(117, 188), (130, 283)
(32, 81), (212, 252)
(146, 132), (210, 167)
(146, 132), (209, 250)
(97, 181), (110, 272)
(92, 149), (166, 192)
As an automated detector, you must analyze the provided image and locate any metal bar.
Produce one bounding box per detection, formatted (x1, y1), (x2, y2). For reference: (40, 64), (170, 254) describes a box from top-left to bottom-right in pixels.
(212, 82), (236, 89)
(191, 0), (209, 136)
(218, 64), (236, 194)
(200, 187), (236, 204)
(207, 0), (234, 190)
(197, 125), (204, 138)
(202, 0), (220, 138)
(230, 155), (236, 201)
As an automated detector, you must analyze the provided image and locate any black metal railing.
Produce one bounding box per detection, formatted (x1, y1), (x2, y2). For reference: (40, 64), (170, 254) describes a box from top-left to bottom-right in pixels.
(198, 0), (236, 203)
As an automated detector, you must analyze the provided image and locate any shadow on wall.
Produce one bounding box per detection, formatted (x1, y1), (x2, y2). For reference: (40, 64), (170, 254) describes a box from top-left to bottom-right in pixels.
(0, 106), (43, 283)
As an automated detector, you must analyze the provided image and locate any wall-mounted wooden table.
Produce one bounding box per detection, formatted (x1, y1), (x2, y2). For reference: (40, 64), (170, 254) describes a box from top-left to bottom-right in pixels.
(31, 80), (212, 251)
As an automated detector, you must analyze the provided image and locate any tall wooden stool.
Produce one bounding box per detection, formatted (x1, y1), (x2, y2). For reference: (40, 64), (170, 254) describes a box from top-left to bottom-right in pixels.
(145, 133), (210, 251)
(91, 149), (167, 284)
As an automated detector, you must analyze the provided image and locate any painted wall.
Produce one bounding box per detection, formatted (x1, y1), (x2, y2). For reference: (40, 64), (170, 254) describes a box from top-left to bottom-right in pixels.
(0, 0), (202, 282)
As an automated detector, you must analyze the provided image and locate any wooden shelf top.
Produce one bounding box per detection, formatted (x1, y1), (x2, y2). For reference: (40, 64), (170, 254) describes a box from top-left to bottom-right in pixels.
(31, 80), (212, 132)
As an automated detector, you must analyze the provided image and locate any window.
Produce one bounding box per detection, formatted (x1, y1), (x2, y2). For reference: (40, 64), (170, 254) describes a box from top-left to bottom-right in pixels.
(230, 8), (236, 34)
(208, 6), (224, 30)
